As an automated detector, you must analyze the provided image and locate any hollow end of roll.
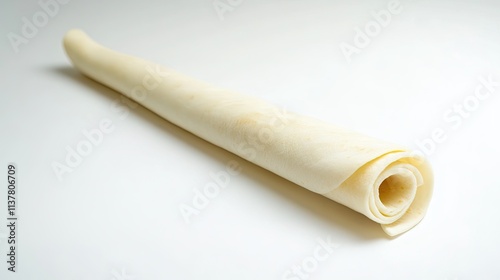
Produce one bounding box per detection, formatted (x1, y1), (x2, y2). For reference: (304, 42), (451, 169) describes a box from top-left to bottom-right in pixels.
(378, 174), (416, 214)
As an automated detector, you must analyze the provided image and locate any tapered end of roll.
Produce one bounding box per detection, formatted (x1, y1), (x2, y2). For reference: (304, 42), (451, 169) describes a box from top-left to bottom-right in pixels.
(63, 29), (98, 73)
(63, 29), (87, 49)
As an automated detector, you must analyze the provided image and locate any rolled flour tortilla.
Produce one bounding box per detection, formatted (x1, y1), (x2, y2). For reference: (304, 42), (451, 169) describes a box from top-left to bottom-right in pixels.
(63, 29), (433, 236)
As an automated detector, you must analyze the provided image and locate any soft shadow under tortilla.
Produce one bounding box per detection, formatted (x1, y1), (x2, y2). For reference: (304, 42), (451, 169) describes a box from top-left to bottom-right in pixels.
(50, 65), (390, 240)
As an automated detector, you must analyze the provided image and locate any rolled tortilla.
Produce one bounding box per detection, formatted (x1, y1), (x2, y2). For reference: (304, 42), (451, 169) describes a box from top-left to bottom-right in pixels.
(63, 29), (433, 236)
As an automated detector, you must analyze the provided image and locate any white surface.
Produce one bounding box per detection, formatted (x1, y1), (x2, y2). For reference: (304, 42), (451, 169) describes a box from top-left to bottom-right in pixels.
(1, 0), (500, 279)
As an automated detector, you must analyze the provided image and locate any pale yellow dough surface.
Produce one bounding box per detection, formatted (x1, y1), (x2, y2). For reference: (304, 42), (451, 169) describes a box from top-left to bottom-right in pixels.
(63, 29), (433, 236)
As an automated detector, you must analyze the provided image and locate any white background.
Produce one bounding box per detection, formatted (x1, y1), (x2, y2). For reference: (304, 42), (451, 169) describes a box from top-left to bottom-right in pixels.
(1, 0), (500, 279)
